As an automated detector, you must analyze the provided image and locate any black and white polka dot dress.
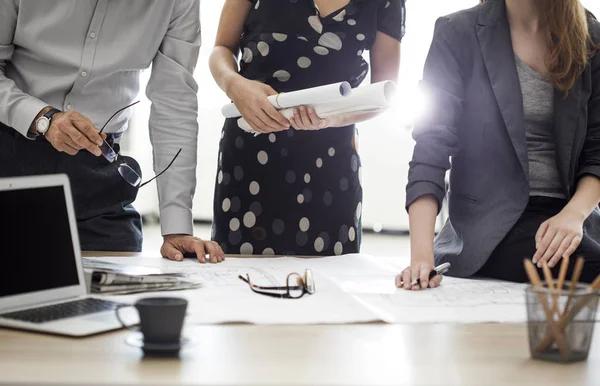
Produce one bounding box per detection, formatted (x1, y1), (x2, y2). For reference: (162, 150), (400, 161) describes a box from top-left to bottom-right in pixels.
(212, 0), (406, 256)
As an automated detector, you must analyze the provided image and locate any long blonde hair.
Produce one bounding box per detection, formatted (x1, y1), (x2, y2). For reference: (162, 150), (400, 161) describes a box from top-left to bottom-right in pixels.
(481, 0), (598, 92)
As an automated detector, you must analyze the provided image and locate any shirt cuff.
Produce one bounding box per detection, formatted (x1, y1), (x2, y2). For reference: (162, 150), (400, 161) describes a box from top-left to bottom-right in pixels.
(10, 97), (49, 138)
(160, 205), (194, 236)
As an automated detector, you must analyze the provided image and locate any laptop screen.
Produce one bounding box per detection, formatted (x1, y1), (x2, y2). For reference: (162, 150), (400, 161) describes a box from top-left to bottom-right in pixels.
(0, 185), (80, 297)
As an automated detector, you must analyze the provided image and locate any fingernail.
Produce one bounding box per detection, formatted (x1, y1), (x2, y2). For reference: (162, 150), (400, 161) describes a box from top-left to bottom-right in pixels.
(422, 282), (428, 289)
(97, 140), (103, 146)
(175, 254), (183, 261)
(548, 262), (554, 268)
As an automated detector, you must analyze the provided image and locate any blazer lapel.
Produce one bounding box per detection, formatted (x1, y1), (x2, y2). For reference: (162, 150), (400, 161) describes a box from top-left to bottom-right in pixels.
(476, 0), (528, 179)
(553, 80), (582, 196)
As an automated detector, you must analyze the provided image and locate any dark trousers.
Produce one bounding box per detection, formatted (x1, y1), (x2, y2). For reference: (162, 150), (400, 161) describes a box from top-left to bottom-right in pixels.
(477, 196), (600, 283)
(0, 123), (143, 251)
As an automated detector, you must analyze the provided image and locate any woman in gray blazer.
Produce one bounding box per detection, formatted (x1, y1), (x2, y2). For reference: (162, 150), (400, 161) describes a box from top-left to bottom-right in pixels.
(398, 0), (600, 289)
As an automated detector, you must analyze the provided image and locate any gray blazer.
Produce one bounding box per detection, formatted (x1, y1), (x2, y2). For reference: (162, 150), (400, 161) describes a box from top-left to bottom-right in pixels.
(406, 0), (600, 278)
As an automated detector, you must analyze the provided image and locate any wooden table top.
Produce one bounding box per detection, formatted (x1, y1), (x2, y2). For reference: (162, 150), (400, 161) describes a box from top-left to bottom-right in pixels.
(0, 323), (597, 386)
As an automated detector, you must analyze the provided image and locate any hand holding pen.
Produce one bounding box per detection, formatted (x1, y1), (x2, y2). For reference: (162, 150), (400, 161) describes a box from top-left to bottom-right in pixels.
(396, 261), (451, 290)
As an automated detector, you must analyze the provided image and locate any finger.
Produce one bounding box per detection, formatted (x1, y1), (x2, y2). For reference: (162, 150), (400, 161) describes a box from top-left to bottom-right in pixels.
(395, 274), (403, 288)
(289, 115), (299, 130)
(50, 132), (81, 154)
(185, 238), (207, 264)
(258, 105), (286, 131)
(246, 116), (268, 134)
(203, 241), (221, 264)
(538, 232), (564, 267)
(548, 235), (574, 268)
(419, 265), (430, 289)
(291, 110), (304, 130)
(563, 236), (581, 260)
(410, 267), (422, 291)
(402, 269), (412, 290)
(263, 103), (290, 129)
(63, 123), (101, 156)
(71, 113), (104, 146)
(533, 226), (557, 264)
(59, 143), (80, 156)
(299, 106), (313, 128)
(535, 221), (549, 249)
(254, 111), (281, 133)
(429, 274), (443, 288)
(161, 243), (184, 262)
(306, 107), (323, 128)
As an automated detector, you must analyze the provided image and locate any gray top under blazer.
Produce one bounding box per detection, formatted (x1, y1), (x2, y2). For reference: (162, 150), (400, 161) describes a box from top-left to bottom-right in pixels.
(405, 0), (600, 277)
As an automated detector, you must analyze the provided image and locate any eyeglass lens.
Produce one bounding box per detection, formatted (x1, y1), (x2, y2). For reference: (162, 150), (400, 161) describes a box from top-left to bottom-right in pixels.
(287, 273), (304, 298)
(99, 140), (118, 163)
(118, 164), (142, 187)
(304, 269), (315, 294)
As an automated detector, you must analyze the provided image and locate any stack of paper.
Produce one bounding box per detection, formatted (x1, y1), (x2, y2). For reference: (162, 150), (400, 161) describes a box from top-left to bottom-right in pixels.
(83, 259), (201, 295)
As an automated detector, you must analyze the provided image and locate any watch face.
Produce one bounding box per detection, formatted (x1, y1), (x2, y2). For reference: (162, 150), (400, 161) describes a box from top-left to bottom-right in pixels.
(36, 117), (50, 134)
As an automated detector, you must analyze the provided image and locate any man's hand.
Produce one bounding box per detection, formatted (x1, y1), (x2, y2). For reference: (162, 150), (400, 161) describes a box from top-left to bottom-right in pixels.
(532, 207), (585, 268)
(161, 234), (225, 264)
(45, 110), (106, 156)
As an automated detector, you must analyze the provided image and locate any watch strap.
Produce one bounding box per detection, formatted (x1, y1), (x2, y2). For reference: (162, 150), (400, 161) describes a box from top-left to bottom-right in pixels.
(44, 108), (61, 121)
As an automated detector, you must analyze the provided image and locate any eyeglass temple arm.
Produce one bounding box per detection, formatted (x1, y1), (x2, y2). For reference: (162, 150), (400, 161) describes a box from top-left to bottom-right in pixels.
(137, 148), (182, 189)
(99, 100), (140, 134)
(238, 275), (302, 290)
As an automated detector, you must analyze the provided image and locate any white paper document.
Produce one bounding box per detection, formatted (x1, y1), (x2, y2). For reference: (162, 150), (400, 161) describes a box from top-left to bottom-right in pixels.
(86, 255), (529, 325)
(354, 277), (528, 324)
(234, 81), (397, 133)
(221, 82), (352, 118)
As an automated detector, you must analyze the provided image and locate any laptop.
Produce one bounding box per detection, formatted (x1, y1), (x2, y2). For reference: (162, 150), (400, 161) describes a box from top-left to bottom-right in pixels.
(0, 174), (136, 337)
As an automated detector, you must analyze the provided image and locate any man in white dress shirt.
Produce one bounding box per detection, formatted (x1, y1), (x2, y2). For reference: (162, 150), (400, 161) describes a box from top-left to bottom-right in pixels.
(0, 0), (224, 263)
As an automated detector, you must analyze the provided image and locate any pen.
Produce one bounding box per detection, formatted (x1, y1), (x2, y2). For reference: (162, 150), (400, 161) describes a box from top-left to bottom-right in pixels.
(409, 262), (451, 287)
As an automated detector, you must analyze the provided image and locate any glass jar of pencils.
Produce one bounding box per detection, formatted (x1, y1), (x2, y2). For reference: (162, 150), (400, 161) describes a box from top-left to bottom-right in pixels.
(525, 282), (599, 363)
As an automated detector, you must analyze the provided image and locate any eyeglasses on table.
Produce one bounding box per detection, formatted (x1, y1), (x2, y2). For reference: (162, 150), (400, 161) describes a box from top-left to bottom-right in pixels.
(238, 269), (316, 299)
(98, 101), (181, 188)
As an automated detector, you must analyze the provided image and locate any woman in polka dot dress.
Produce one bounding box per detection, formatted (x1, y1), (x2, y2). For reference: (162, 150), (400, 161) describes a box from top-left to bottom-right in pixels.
(210, 0), (405, 256)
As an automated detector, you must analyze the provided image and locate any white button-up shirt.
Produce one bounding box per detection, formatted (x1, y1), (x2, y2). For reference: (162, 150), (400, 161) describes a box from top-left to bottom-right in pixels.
(0, 0), (201, 236)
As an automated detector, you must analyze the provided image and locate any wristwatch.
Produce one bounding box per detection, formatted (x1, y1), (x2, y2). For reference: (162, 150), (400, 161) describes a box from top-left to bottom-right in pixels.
(34, 108), (61, 136)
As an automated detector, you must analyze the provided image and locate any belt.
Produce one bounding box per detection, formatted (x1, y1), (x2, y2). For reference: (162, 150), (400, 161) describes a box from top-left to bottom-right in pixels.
(0, 123), (123, 145)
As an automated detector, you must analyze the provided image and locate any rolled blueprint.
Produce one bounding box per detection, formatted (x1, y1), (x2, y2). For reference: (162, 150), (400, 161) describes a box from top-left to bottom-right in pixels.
(236, 81), (397, 134)
(221, 81), (352, 118)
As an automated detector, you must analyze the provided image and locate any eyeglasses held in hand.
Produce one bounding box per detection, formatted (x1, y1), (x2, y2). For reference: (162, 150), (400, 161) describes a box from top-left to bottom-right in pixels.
(238, 269), (315, 299)
(98, 101), (182, 188)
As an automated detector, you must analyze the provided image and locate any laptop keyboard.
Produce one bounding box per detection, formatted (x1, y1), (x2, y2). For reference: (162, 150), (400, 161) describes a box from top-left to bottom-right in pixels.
(0, 298), (123, 324)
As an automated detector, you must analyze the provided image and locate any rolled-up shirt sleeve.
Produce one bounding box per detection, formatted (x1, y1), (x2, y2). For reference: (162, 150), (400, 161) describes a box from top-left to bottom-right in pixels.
(0, 0), (47, 138)
(405, 17), (465, 213)
(146, 0), (201, 236)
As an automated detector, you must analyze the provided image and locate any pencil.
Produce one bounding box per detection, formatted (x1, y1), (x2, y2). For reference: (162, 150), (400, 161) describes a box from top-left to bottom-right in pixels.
(563, 257), (585, 316)
(541, 262), (557, 317)
(554, 256), (570, 315)
(523, 259), (570, 358)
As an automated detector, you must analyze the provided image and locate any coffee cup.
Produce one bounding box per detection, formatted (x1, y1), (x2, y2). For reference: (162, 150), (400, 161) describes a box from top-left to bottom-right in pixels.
(116, 297), (188, 348)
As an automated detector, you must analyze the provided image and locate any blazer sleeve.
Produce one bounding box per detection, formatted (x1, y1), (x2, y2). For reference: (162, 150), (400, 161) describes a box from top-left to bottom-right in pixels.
(578, 28), (600, 182)
(405, 17), (465, 212)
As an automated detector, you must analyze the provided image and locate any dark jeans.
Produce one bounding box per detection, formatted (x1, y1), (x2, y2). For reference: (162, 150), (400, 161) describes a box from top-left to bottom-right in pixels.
(0, 123), (143, 252)
(477, 196), (600, 283)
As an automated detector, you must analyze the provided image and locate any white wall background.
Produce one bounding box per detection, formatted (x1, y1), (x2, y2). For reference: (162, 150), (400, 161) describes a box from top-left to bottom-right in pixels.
(125, 0), (600, 231)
